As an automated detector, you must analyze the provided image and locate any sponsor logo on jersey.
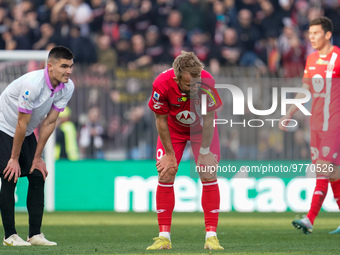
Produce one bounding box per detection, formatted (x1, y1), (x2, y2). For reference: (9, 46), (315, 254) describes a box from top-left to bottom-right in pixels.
(171, 103), (181, 107)
(322, 146), (330, 157)
(316, 58), (329, 65)
(178, 96), (187, 102)
(176, 110), (196, 124)
(309, 66), (316, 70)
(153, 91), (160, 101)
(153, 101), (163, 109)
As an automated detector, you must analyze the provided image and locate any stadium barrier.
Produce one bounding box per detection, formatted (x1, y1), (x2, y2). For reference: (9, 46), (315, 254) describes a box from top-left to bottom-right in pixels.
(10, 160), (338, 213)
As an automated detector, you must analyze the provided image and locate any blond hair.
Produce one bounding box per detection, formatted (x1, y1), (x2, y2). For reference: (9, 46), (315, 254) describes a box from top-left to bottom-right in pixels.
(172, 51), (204, 80)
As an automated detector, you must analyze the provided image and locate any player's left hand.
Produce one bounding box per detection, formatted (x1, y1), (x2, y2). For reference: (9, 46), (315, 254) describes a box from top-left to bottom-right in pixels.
(278, 115), (290, 131)
(197, 152), (218, 169)
(30, 157), (48, 181)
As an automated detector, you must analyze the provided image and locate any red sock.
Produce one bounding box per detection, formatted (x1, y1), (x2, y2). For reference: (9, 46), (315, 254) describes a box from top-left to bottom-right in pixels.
(156, 182), (174, 233)
(202, 180), (220, 232)
(330, 179), (340, 209)
(306, 177), (329, 224)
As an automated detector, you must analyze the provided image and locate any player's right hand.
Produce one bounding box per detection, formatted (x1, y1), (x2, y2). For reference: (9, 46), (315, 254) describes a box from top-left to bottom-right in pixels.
(156, 154), (178, 179)
(3, 158), (21, 183)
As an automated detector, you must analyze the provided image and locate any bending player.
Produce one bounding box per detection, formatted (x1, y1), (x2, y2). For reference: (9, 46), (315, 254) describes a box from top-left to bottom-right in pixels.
(0, 46), (75, 245)
(147, 51), (224, 250)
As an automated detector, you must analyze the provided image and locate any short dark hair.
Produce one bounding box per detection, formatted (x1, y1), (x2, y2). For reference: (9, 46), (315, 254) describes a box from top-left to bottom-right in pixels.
(309, 16), (333, 34)
(48, 46), (74, 60)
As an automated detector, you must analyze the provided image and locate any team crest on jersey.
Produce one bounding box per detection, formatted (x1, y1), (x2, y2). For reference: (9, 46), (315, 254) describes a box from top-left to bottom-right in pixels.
(322, 146), (330, 157)
(176, 110), (196, 124)
(153, 91), (160, 101)
(327, 64), (334, 72)
(178, 96), (187, 102)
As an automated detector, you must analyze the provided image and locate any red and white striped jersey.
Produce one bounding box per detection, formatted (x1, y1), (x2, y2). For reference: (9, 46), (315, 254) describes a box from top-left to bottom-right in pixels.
(303, 46), (340, 131)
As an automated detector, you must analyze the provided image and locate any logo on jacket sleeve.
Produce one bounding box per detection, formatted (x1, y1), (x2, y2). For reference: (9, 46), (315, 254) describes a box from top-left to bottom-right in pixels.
(153, 92), (160, 101)
(22, 90), (30, 101)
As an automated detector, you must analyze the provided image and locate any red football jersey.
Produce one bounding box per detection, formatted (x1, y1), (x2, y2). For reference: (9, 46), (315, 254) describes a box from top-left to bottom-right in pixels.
(303, 46), (340, 131)
(148, 68), (222, 133)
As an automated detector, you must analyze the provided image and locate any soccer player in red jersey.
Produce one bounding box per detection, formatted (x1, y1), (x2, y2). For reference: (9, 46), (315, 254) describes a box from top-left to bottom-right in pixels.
(279, 17), (340, 234)
(146, 51), (224, 250)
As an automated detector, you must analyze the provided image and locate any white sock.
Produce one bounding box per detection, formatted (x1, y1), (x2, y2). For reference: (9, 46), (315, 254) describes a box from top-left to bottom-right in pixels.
(159, 232), (171, 240)
(205, 231), (216, 240)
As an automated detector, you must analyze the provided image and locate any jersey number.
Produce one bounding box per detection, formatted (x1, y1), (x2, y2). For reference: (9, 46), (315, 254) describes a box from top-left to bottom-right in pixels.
(311, 147), (319, 161)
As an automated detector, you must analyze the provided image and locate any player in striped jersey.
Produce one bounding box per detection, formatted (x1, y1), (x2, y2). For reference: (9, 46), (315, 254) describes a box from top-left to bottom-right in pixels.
(279, 17), (340, 234)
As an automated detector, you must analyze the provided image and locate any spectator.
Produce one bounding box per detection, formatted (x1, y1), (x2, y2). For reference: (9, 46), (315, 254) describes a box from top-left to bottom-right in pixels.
(180, 0), (207, 33)
(162, 9), (185, 40)
(89, 0), (106, 34)
(55, 106), (79, 161)
(69, 25), (97, 64)
(79, 106), (105, 159)
(145, 25), (167, 64)
(164, 29), (189, 61)
(65, 0), (93, 36)
(210, 27), (241, 67)
(33, 22), (58, 50)
(258, 0), (283, 38)
(124, 104), (153, 160)
(278, 22), (306, 77)
(223, 0), (238, 27)
(188, 28), (210, 65)
(211, 0), (229, 45)
(52, 8), (72, 48)
(151, 0), (174, 32)
(92, 33), (117, 73)
(37, 0), (57, 24)
(102, 7), (121, 42)
(132, 0), (153, 33)
(127, 34), (152, 70)
(0, 7), (11, 49)
(115, 38), (131, 67)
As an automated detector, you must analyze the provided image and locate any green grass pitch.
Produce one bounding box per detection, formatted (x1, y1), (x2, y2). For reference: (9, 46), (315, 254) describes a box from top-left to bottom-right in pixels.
(0, 211), (339, 254)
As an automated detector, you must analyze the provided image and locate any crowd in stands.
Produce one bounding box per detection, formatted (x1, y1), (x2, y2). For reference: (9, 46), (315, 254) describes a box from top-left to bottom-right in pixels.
(1, 0), (331, 160)
(0, 0), (339, 77)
